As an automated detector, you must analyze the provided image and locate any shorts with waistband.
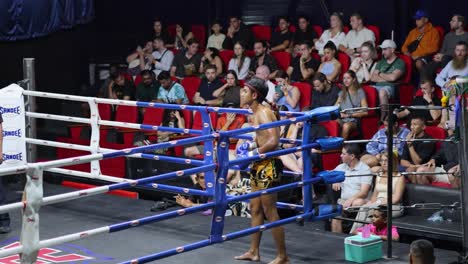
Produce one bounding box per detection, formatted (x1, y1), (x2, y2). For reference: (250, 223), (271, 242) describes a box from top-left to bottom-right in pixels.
(250, 158), (283, 190)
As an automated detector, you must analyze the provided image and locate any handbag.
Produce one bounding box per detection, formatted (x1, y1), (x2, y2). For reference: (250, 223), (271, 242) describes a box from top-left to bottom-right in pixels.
(407, 33), (424, 53)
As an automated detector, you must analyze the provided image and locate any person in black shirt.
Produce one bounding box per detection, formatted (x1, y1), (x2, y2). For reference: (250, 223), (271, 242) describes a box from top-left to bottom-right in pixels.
(213, 70), (241, 107)
(109, 72), (135, 100)
(152, 18), (172, 47)
(270, 16), (293, 52)
(396, 79), (441, 124)
(310, 72), (341, 109)
(0, 113), (11, 233)
(222, 16), (254, 50)
(249, 40), (279, 79)
(175, 172), (210, 207)
(193, 65), (223, 106)
(287, 41), (319, 82)
(170, 38), (202, 79)
(291, 16), (318, 54)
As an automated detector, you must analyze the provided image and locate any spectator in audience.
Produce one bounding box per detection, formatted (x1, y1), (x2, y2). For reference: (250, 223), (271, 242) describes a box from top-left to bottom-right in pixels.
(228, 42), (251, 80)
(175, 172), (209, 208)
(127, 41), (154, 78)
(401, 10), (440, 73)
(222, 15), (254, 50)
(200, 47), (223, 76)
(416, 130), (460, 187)
(361, 116), (410, 169)
(193, 65), (223, 106)
(335, 70), (368, 139)
(353, 206), (400, 241)
(310, 72), (341, 109)
(148, 107), (186, 155)
(339, 13), (376, 59)
(249, 40), (279, 79)
(170, 38), (202, 80)
(409, 239), (435, 264)
(173, 23), (194, 50)
(287, 41), (320, 82)
(349, 41), (377, 83)
(318, 41), (342, 82)
(206, 20), (225, 50)
(213, 70), (241, 107)
(255, 65), (276, 103)
(156, 71), (189, 104)
(151, 37), (175, 78)
(424, 15), (467, 79)
(370, 39), (405, 121)
(435, 41), (468, 88)
(135, 70), (159, 103)
(98, 64), (119, 98)
(152, 18), (172, 45)
(291, 15), (318, 54)
(331, 144), (372, 233)
(273, 70), (300, 112)
(109, 72), (135, 100)
(315, 12), (346, 56)
(270, 16), (293, 52)
(351, 152), (404, 233)
(401, 116), (436, 181)
(396, 79), (441, 123)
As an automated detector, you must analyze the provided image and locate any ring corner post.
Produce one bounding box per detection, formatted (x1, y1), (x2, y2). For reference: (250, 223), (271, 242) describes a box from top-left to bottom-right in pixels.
(23, 58), (37, 163)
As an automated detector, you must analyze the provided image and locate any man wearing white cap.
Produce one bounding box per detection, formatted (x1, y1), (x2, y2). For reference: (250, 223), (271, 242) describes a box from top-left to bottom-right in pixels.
(370, 39), (405, 121)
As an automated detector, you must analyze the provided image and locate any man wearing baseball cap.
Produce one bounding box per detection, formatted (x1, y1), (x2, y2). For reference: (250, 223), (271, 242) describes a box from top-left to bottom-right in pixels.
(370, 39), (406, 121)
(402, 9), (441, 73)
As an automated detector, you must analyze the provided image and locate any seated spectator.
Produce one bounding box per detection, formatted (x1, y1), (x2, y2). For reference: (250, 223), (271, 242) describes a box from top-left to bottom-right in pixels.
(150, 107), (186, 154)
(249, 40), (279, 79)
(270, 16), (293, 52)
(315, 12), (346, 56)
(173, 23), (194, 50)
(287, 41), (320, 82)
(353, 206), (400, 241)
(369, 40), (405, 121)
(151, 37), (175, 78)
(135, 70), (160, 115)
(255, 65), (276, 103)
(170, 38), (202, 80)
(273, 70), (300, 112)
(200, 47), (223, 77)
(435, 41), (468, 88)
(228, 42), (251, 80)
(318, 41), (342, 82)
(361, 116), (410, 169)
(335, 70), (368, 139)
(206, 20), (226, 51)
(222, 15), (254, 50)
(396, 79), (441, 123)
(409, 240), (436, 264)
(108, 72), (135, 100)
(424, 15), (467, 79)
(127, 41), (154, 78)
(98, 64), (119, 98)
(401, 10), (440, 73)
(339, 13), (376, 59)
(290, 15), (318, 54)
(213, 70), (241, 107)
(310, 72), (341, 109)
(193, 65), (223, 106)
(351, 152), (404, 233)
(416, 131), (460, 187)
(152, 18), (172, 46)
(175, 172), (209, 208)
(331, 144), (372, 233)
(401, 116), (436, 181)
(156, 71), (189, 104)
(349, 41), (377, 83)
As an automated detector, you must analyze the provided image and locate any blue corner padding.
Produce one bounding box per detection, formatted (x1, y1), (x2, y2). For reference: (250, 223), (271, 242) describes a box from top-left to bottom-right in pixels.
(316, 170), (345, 184)
(316, 137), (343, 151)
(306, 106), (340, 123)
(316, 204), (342, 216)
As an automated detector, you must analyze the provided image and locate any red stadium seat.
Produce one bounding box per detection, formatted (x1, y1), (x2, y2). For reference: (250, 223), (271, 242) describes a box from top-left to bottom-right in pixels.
(366, 25), (380, 45)
(312, 25), (323, 38)
(396, 54), (415, 106)
(292, 82), (312, 110)
(167, 24), (177, 38)
(424, 126), (446, 150)
(435, 26), (445, 50)
(337, 51), (350, 81)
(343, 25), (350, 34)
(219, 50), (234, 71)
(181, 76), (202, 104)
(192, 111), (217, 131)
(274, 25), (296, 33)
(191, 24), (206, 49)
(361, 85), (380, 139)
(134, 74), (142, 87)
(245, 50), (255, 57)
(251, 25), (271, 41)
(319, 120), (341, 170)
(270, 51), (291, 71)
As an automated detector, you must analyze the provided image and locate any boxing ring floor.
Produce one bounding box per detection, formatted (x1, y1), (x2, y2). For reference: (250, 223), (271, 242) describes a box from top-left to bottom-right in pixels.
(0, 183), (459, 264)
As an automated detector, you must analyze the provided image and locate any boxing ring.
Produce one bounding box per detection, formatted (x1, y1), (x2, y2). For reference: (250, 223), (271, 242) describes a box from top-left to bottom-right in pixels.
(0, 80), (346, 263)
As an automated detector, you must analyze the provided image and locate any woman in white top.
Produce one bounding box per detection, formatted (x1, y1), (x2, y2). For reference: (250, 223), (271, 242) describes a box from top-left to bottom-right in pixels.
(228, 42), (251, 80)
(206, 20), (226, 50)
(349, 41), (377, 83)
(314, 12), (346, 55)
(350, 152), (405, 233)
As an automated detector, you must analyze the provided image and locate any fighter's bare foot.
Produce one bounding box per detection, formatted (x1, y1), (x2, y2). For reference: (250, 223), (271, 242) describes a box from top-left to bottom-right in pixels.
(234, 251), (260, 262)
(267, 256), (289, 264)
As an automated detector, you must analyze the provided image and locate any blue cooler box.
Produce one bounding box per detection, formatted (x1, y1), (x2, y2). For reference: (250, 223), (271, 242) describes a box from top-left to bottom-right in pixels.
(345, 234), (382, 263)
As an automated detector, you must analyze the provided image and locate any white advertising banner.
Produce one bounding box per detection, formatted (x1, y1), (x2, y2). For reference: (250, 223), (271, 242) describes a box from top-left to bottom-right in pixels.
(0, 84), (27, 168)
